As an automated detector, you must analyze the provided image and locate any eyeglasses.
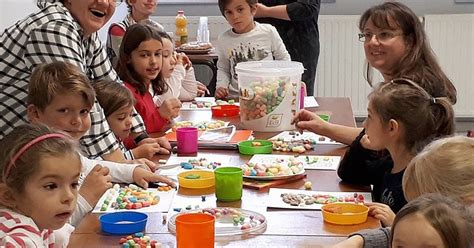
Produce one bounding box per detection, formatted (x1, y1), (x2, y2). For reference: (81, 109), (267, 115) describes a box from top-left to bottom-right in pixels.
(358, 31), (403, 43)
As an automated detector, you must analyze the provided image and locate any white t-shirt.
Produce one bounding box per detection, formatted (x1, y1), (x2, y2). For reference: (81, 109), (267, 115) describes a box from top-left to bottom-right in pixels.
(216, 22), (291, 97)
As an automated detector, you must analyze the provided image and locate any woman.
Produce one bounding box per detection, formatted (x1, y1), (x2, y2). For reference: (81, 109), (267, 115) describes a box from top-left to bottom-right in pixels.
(0, 0), (160, 161)
(293, 1), (457, 146)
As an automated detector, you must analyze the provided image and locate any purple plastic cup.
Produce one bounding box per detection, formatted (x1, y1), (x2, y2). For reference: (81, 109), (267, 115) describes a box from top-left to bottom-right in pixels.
(176, 127), (198, 155)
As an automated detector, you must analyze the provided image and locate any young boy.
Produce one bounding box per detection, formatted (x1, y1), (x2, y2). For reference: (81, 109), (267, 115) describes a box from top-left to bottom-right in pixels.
(25, 61), (175, 226)
(215, 0), (291, 99)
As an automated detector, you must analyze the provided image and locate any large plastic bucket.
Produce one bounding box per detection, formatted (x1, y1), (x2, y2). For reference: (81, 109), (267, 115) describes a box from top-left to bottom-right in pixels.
(236, 61), (304, 132)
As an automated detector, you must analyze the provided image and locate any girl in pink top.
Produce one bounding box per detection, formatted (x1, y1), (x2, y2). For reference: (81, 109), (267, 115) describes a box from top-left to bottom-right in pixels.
(116, 23), (181, 134)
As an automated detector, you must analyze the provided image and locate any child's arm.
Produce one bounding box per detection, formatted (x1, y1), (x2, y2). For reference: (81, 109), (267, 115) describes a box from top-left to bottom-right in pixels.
(269, 25), (291, 61)
(216, 37), (231, 99)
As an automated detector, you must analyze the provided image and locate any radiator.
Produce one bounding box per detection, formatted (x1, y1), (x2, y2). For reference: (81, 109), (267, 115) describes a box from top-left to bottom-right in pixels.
(152, 15), (474, 118)
(424, 14), (474, 118)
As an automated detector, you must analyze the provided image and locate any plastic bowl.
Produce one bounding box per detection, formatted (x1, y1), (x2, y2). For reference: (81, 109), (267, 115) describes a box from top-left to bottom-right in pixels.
(321, 203), (369, 225)
(211, 105), (240, 117)
(178, 170), (215, 189)
(238, 140), (273, 155)
(99, 211), (148, 235)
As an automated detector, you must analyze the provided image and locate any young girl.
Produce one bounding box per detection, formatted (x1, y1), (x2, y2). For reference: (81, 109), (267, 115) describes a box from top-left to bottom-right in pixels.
(335, 78), (454, 215)
(154, 32), (208, 106)
(391, 194), (474, 248)
(116, 23), (181, 133)
(94, 80), (170, 160)
(333, 135), (474, 248)
(0, 124), (81, 247)
(107, 0), (165, 66)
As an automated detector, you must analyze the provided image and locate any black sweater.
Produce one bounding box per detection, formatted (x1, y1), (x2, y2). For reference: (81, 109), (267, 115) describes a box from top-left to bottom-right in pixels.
(338, 130), (408, 213)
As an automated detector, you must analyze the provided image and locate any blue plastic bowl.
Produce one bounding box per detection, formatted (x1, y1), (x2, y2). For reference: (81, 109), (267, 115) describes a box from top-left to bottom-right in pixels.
(99, 211), (148, 235)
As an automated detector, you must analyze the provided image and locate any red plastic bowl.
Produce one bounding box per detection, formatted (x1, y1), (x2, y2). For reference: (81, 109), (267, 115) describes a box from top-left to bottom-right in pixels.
(211, 105), (239, 117)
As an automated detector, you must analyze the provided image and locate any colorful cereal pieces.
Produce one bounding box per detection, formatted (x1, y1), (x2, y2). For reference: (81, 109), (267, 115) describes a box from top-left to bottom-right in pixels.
(182, 158), (222, 170)
(242, 158), (304, 177)
(157, 185), (172, 191)
(280, 192), (365, 206)
(272, 138), (316, 153)
(251, 141), (262, 146)
(103, 184), (160, 211)
(119, 232), (161, 248)
(184, 174), (201, 179)
(304, 181), (312, 190)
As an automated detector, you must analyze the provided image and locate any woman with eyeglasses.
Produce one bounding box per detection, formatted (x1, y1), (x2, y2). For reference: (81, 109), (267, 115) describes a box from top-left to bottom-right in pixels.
(0, 0), (157, 162)
(292, 1), (457, 146)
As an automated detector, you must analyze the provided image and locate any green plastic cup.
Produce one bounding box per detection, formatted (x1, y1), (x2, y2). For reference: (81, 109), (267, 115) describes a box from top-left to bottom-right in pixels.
(214, 167), (243, 201)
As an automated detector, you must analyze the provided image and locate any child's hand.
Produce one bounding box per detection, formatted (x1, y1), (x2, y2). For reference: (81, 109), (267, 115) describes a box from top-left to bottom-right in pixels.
(176, 53), (193, 70)
(132, 143), (162, 159)
(215, 87), (229, 99)
(366, 202), (396, 227)
(291, 109), (329, 134)
(329, 235), (365, 248)
(79, 165), (112, 206)
(132, 167), (177, 189)
(159, 98), (182, 120)
(136, 137), (171, 155)
(131, 158), (158, 172)
(197, 82), (208, 96)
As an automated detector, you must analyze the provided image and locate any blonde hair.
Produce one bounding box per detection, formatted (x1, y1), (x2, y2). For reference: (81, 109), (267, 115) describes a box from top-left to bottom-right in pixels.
(0, 124), (80, 193)
(93, 80), (135, 117)
(403, 136), (474, 201)
(28, 61), (95, 110)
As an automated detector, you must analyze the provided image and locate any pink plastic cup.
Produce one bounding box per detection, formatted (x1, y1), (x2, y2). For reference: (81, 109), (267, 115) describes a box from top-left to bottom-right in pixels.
(176, 127), (198, 155)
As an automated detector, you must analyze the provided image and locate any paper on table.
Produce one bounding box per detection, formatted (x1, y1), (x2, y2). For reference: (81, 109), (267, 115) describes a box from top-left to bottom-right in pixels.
(269, 131), (341, 145)
(158, 154), (232, 177)
(266, 188), (372, 210)
(199, 126), (236, 142)
(92, 187), (176, 213)
(248, 154), (340, 170)
(304, 97), (319, 108)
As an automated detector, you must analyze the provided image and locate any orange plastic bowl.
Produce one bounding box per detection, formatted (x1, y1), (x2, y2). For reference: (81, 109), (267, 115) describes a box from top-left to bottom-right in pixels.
(211, 105), (239, 117)
(321, 203), (369, 225)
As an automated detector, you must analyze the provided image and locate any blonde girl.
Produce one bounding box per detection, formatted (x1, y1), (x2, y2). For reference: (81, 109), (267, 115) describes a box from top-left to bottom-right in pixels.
(0, 124), (81, 247)
(154, 32), (208, 106)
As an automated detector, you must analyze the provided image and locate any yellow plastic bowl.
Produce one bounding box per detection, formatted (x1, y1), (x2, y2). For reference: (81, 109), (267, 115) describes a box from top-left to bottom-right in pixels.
(178, 170), (215, 189)
(321, 203), (369, 225)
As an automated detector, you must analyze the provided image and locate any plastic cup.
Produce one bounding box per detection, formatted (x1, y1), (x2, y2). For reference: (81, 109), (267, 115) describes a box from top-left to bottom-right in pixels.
(176, 213), (215, 248)
(214, 167), (243, 201)
(176, 127), (198, 155)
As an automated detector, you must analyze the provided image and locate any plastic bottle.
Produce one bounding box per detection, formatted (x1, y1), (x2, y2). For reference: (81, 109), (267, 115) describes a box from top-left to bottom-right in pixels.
(175, 10), (188, 46)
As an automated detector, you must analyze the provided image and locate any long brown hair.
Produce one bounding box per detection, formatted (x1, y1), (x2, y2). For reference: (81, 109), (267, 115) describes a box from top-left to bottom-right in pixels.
(369, 78), (455, 154)
(116, 23), (167, 96)
(93, 80), (136, 117)
(391, 194), (474, 248)
(359, 2), (457, 104)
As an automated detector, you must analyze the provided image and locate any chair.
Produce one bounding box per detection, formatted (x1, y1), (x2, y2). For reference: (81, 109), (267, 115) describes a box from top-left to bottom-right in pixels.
(190, 57), (217, 97)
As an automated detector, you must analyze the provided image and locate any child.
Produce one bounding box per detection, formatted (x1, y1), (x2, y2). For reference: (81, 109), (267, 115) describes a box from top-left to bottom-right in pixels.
(107, 0), (164, 66)
(332, 136), (474, 248)
(154, 32), (208, 105)
(215, 0), (291, 99)
(296, 79), (454, 217)
(94, 80), (170, 160)
(26, 61), (175, 226)
(116, 23), (182, 133)
(0, 124), (81, 247)
(391, 194), (474, 248)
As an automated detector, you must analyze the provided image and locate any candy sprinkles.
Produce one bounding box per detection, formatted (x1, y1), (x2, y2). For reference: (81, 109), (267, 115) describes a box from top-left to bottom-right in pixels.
(281, 192), (366, 206)
(100, 184), (160, 211)
(242, 158), (304, 177)
(239, 80), (293, 121)
(119, 232), (161, 248)
(179, 158), (222, 170)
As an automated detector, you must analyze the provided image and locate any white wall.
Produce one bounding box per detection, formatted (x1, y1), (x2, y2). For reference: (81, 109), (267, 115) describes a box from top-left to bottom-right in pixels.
(0, 0), (37, 31)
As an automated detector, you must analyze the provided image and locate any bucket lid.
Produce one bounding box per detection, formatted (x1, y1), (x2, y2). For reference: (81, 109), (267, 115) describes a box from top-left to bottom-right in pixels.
(235, 61), (304, 76)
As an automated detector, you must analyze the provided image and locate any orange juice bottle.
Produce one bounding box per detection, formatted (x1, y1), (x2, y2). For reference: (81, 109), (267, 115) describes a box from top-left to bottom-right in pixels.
(175, 10), (188, 46)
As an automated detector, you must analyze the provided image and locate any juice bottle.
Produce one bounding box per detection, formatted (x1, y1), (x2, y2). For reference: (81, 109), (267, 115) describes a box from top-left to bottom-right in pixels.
(175, 10), (188, 46)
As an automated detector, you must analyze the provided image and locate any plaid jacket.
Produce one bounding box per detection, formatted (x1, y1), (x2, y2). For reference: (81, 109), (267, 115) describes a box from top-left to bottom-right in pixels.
(0, 2), (145, 158)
